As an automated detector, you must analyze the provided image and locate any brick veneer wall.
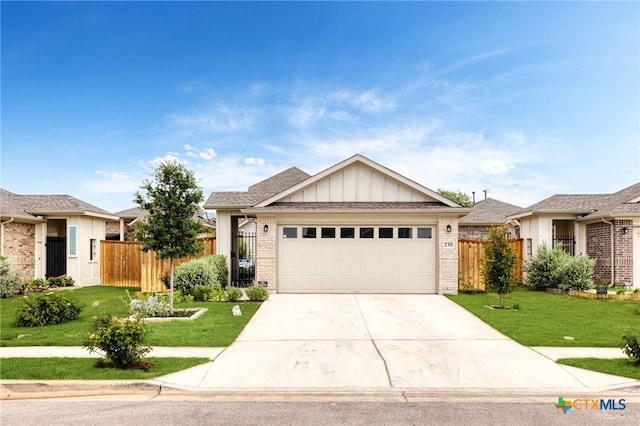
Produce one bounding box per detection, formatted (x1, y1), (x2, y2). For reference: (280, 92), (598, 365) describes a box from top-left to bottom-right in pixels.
(105, 220), (135, 241)
(587, 220), (633, 285)
(438, 218), (459, 294)
(459, 224), (519, 240)
(2, 222), (35, 280)
(256, 216), (277, 292)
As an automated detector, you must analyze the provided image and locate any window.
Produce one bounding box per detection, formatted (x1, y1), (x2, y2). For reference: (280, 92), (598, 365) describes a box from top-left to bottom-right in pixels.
(302, 227), (317, 238)
(526, 238), (533, 258)
(417, 228), (432, 239)
(283, 227), (297, 238)
(398, 228), (412, 239)
(340, 227), (355, 238)
(321, 228), (336, 238)
(360, 227), (374, 238)
(379, 227), (394, 239)
(90, 239), (97, 261)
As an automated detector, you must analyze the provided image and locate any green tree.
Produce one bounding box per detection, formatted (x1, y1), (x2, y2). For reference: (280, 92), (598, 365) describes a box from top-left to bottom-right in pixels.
(437, 189), (472, 206)
(481, 225), (517, 308)
(133, 160), (206, 311)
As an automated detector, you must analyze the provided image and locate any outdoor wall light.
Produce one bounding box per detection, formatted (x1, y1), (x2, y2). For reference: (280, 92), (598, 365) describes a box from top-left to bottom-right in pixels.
(446, 224), (452, 233)
(263, 224), (269, 233)
(622, 227), (628, 234)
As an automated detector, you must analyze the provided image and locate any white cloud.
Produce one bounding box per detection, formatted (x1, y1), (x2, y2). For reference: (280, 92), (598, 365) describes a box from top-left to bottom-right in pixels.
(169, 103), (259, 134)
(149, 154), (184, 166)
(81, 170), (140, 194)
(199, 147), (217, 160)
(244, 157), (265, 166)
(482, 159), (513, 175)
(332, 89), (396, 113)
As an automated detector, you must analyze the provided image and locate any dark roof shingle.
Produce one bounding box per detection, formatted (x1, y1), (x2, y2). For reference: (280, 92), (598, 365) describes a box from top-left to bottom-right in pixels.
(459, 198), (521, 225)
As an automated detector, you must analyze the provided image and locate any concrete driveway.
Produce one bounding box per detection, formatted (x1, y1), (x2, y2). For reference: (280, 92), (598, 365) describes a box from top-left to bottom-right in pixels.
(156, 294), (637, 392)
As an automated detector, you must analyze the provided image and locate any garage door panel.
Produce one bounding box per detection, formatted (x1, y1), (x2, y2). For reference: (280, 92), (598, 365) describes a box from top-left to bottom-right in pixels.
(279, 225), (436, 294)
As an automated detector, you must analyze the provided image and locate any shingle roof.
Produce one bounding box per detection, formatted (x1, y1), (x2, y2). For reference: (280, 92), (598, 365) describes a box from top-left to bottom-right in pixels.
(117, 208), (217, 228)
(204, 167), (311, 209)
(113, 207), (147, 218)
(248, 167), (310, 194)
(509, 182), (640, 220)
(1, 189), (116, 220)
(459, 198), (521, 225)
(244, 202), (448, 211)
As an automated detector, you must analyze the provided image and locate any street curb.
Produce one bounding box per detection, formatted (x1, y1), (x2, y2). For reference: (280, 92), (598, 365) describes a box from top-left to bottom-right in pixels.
(0, 381), (159, 400)
(3, 380), (640, 401)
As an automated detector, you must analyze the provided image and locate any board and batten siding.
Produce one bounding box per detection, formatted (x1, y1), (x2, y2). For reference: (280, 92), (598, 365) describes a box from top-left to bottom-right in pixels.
(282, 163), (432, 203)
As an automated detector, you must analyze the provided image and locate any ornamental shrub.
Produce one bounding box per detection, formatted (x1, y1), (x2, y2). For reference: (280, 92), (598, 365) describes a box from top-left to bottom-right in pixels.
(15, 291), (85, 327)
(621, 333), (640, 365)
(126, 291), (172, 318)
(0, 257), (21, 298)
(84, 315), (151, 369)
(205, 254), (229, 288)
(523, 245), (565, 290)
(245, 285), (269, 302)
(524, 245), (594, 290)
(174, 258), (216, 295)
(225, 287), (243, 302)
(192, 285), (213, 302)
(46, 275), (75, 287)
(557, 254), (595, 291)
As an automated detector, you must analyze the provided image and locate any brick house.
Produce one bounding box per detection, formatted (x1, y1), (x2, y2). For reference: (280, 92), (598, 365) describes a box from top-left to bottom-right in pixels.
(205, 154), (469, 294)
(0, 189), (118, 285)
(509, 183), (640, 287)
(458, 198), (521, 240)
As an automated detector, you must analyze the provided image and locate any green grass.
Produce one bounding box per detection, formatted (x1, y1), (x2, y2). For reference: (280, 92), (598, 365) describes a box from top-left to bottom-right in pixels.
(0, 357), (210, 380)
(447, 286), (640, 347)
(1, 286), (261, 347)
(557, 358), (640, 380)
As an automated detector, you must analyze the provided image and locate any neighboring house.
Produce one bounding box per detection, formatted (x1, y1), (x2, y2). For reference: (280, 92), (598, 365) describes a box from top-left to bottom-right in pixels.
(458, 198), (522, 240)
(509, 183), (640, 287)
(106, 208), (216, 241)
(0, 189), (118, 285)
(205, 154), (469, 294)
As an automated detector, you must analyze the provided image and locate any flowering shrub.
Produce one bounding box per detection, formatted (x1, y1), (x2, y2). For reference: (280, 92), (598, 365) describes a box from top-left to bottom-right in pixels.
(622, 333), (640, 365)
(46, 275), (75, 287)
(15, 291), (85, 327)
(84, 314), (151, 369)
(12, 275), (76, 296)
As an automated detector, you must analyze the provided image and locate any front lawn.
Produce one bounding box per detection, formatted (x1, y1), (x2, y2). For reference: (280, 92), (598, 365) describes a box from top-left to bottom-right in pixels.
(447, 286), (640, 347)
(1, 286), (261, 347)
(557, 358), (640, 380)
(0, 357), (210, 380)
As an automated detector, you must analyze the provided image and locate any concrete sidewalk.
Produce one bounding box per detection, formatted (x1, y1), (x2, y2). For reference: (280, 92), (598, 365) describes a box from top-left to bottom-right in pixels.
(1, 294), (638, 395)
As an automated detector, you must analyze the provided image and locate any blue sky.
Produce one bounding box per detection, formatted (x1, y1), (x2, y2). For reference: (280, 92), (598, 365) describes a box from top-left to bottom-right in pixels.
(2, 1), (639, 212)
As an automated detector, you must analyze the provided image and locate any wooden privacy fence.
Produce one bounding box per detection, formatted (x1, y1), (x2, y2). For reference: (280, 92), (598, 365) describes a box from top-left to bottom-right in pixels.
(100, 237), (216, 293)
(458, 239), (523, 291)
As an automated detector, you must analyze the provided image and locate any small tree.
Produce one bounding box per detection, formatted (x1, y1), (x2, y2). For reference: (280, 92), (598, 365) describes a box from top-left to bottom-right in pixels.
(437, 189), (472, 207)
(133, 160), (206, 312)
(481, 225), (517, 308)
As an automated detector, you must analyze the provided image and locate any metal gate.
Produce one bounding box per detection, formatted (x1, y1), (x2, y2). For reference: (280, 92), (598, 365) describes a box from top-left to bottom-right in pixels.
(553, 235), (575, 256)
(230, 232), (256, 287)
(46, 236), (67, 277)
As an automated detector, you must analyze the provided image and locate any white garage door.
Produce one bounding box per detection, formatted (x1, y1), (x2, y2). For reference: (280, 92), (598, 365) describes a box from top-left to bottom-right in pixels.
(278, 225), (436, 293)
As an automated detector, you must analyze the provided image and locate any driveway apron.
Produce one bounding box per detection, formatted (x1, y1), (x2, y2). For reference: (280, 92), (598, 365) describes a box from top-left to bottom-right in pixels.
(156, 294), (637, 391)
